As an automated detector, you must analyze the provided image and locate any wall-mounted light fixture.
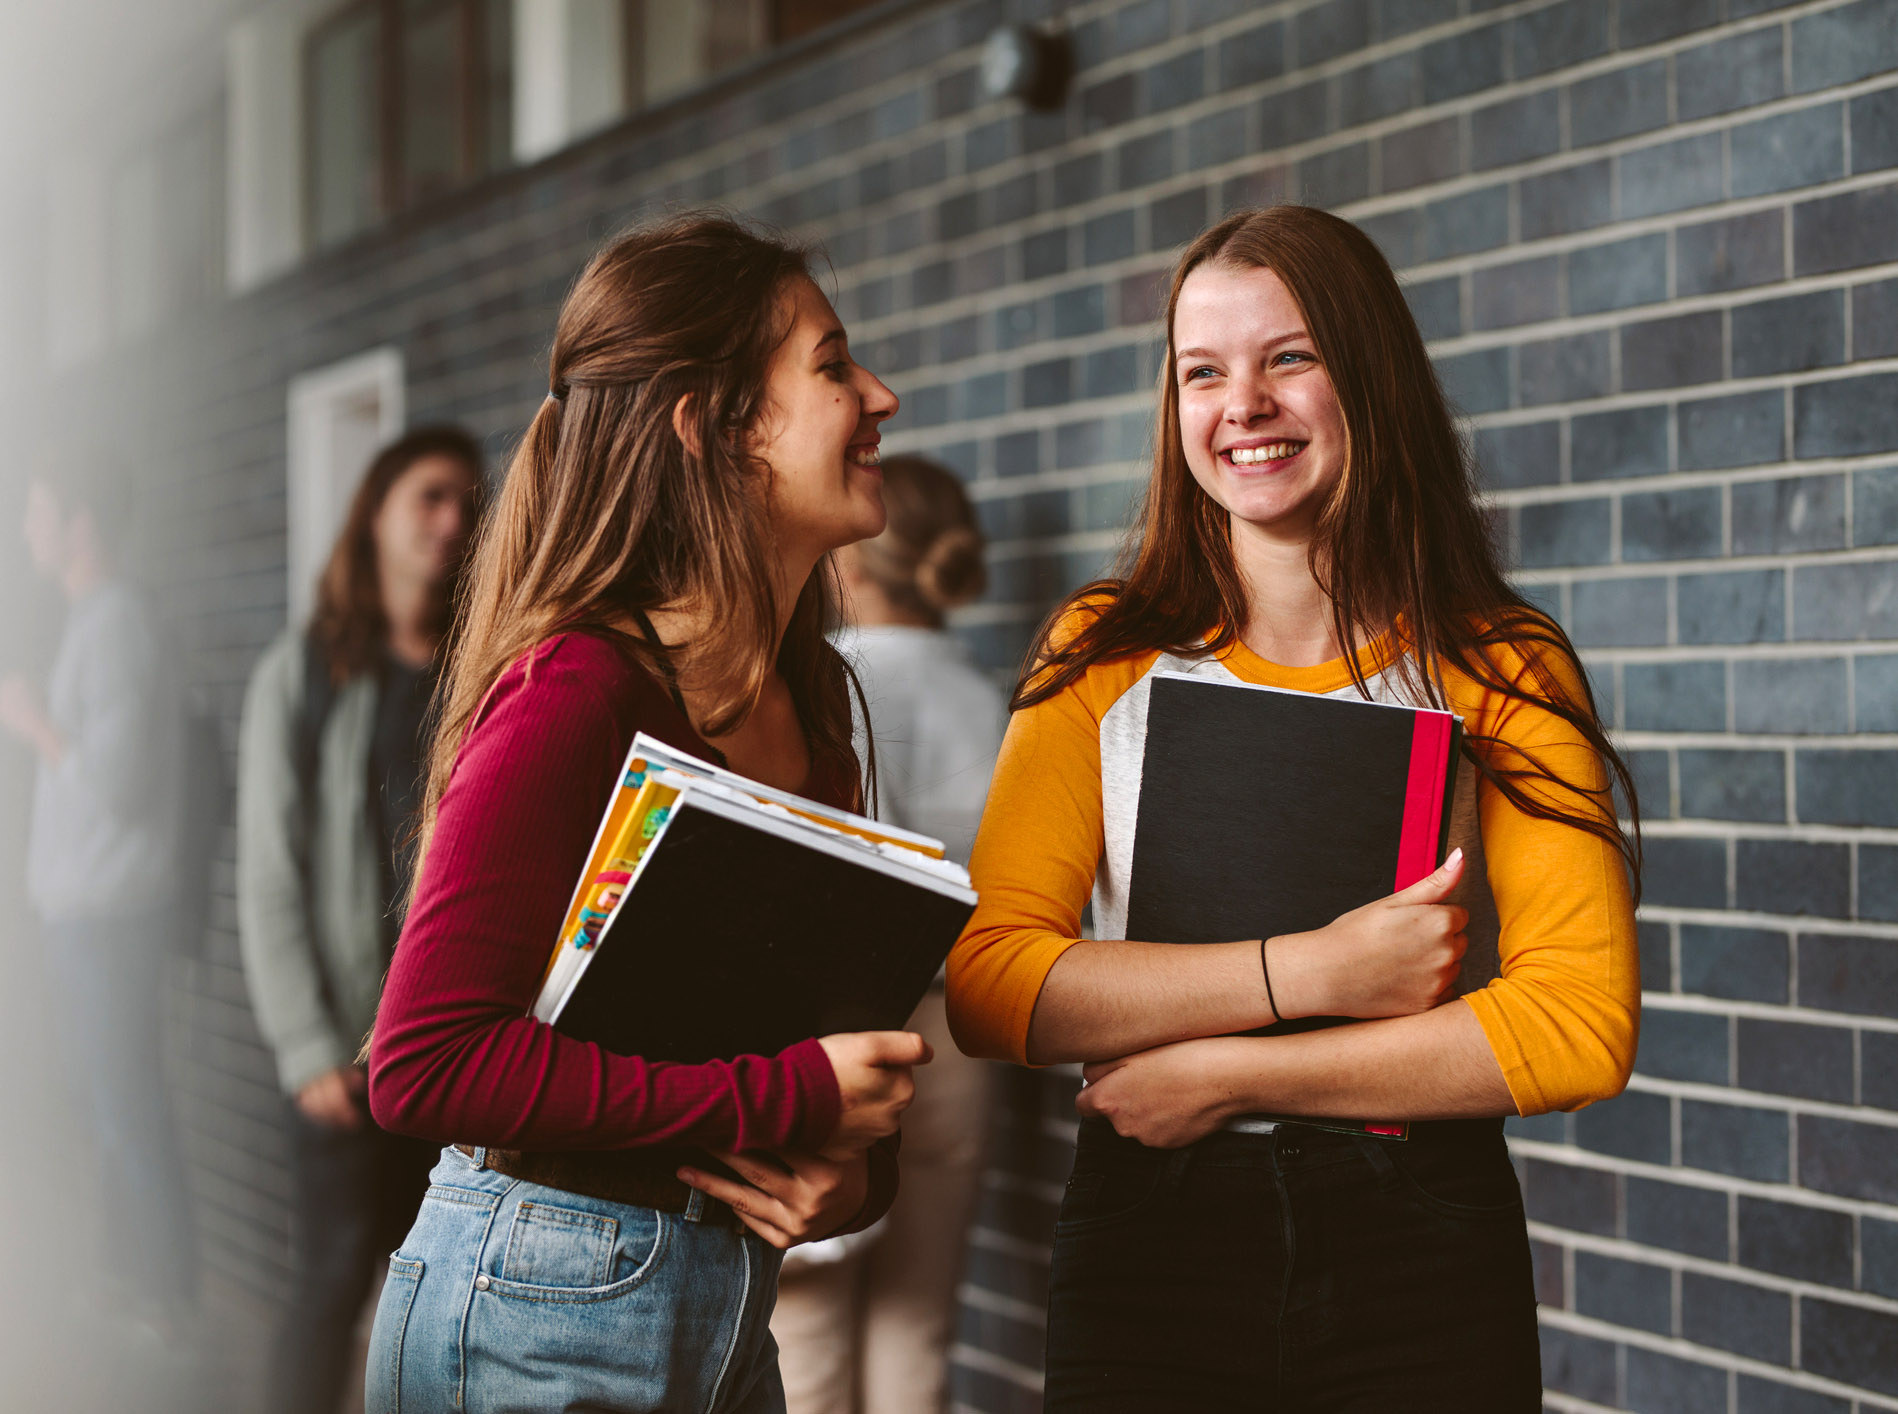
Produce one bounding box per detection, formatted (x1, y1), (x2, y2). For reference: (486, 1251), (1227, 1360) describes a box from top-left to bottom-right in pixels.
(978, 25), (1072, 110)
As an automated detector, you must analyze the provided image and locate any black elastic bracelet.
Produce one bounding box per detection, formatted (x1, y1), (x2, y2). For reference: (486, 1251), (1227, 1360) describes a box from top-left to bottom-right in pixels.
(1261, 936), (1281, 1024)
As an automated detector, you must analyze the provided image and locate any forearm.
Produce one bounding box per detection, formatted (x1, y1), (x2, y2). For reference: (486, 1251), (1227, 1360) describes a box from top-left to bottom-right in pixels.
(1215, 1001), (1515, 1121)
(1023, 923), (1403, 1065)
(1026, 938), (1277, 1064)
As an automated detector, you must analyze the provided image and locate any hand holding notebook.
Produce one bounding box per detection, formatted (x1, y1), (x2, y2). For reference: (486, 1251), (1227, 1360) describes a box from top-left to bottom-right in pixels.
(1260, 846), (1469, 1023)
(533, 733), (976, 1068)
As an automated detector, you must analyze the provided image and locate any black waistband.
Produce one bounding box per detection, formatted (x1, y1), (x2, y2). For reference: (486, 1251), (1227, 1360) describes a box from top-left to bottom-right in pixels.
(1078, 1114), (1506, 1155)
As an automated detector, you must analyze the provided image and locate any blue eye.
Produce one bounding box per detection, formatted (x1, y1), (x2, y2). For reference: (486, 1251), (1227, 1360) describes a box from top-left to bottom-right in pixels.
(1183, 365), (1217, 382)
(1275, 350), (1314, 366)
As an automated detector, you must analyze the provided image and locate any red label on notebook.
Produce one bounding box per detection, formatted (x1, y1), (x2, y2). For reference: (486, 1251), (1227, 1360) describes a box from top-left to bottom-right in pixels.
(1395, 711), (1455, 891)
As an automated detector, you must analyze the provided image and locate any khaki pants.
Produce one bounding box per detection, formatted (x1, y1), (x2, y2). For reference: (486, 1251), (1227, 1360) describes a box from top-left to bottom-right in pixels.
(771, 991), (996, 1414)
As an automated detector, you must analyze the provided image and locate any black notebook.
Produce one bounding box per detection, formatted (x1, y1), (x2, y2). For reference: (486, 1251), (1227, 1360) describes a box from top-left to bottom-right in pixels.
(1126, 671), (1462, 1138)
(547, 784), (977, 1063)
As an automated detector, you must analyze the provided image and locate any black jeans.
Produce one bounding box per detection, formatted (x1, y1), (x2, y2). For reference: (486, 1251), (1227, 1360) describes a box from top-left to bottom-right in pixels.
(1045, 1117), (1541, 1412)
(270, 1105), (437, 1414)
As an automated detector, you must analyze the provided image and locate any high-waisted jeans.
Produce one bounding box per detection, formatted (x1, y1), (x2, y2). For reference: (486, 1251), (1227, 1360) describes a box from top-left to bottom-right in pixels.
(366, 1145), (785, 1414)
(1044, 1116), (1541, 1412)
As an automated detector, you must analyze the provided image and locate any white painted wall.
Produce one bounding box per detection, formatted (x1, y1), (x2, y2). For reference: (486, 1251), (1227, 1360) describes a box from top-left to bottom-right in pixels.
(642, 2), (705, 106)
(514, 0), (629, 163)
(45, 159), (110, 372)
(226, 0), (328, 292)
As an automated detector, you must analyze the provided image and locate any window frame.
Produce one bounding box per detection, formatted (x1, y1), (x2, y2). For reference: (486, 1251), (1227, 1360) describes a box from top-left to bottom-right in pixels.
(302, 0), (508, 247)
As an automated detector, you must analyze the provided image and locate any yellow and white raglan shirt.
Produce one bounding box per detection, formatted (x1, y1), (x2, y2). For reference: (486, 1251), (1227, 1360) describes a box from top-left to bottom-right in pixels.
(946, 611), (1640, 1118)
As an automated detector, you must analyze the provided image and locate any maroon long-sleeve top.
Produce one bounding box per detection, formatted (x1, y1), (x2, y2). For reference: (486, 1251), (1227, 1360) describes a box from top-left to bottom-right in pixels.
(370, 631), (856, 1162)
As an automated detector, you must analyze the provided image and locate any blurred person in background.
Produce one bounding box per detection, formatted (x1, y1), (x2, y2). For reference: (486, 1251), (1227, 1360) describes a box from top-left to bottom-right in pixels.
(0, 446), (199, 1335)
(237, 426), (483, 1414)
(771, 455), (1005, 1414)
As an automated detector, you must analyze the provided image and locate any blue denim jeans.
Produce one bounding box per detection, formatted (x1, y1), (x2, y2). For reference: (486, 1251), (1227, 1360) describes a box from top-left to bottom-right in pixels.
(367, 1146), (786, 1414)
(1045, 1117), (1541, 1412)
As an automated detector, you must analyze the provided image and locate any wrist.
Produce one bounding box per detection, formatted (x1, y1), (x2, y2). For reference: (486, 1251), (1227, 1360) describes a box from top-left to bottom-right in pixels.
(1262, 932), (1325, 1021)
(1202, 1037), (1257, 1126)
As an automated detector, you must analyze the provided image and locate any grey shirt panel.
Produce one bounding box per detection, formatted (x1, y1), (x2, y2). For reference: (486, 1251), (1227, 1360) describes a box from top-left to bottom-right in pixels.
(28, 581), (186, 922)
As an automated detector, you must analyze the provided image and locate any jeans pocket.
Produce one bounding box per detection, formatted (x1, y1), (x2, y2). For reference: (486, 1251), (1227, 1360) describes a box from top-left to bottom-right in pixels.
(501, 1202), (620, 1287)
(1056, 1148), (1166, 1233)
(367, 1255), (424, 1414)
(1390, 1141), (1524, 1221)
(483, 1205), (667, 1304)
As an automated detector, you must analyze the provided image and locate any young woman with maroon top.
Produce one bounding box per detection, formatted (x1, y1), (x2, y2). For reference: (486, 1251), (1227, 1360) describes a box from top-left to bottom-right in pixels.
(364, 215), (929, 1414)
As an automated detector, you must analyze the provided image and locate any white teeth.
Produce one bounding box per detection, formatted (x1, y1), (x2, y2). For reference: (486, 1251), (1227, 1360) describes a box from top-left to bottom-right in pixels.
(849, 446), (882, 466)
(1227, 442), (1303, 464)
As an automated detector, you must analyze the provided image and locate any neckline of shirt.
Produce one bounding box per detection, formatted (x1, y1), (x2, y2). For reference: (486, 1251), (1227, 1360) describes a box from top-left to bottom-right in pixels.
(1210, 627), (1399, 695)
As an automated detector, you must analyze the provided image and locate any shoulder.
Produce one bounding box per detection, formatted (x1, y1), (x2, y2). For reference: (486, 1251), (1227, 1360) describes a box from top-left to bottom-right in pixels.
(242, 629), (305, 713)
(1025, 587), (1167, 720)
(477, 631), (661, 731)
(75, 583), (163, 660)
(1043, 587), (1121, 656)
(1440, 610), (1600, 733)
(250, 628), (303, 686)
(445, 632), (671, 807)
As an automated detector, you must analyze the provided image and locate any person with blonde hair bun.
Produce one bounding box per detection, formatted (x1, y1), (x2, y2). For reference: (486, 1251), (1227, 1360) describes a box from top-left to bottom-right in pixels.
(770, 455), (1005, 1414)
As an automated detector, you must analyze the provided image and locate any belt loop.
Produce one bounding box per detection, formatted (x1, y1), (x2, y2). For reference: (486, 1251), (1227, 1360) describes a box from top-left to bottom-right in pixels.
(1352, 1135), (1399, 1189)
(1162, 1143), (1195, 1198)
(683, 1188), (706, 1223)
(470, 1146), (489, 1171)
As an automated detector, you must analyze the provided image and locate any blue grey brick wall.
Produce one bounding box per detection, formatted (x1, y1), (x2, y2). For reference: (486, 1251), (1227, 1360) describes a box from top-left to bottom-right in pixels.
(48, 0), (1898, 1408)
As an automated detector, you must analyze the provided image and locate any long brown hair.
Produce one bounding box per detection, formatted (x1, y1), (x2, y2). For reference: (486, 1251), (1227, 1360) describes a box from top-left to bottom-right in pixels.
(419, 212), (861, 857)
(852, 454), (988, 627)
(1018, 205), (1641, 893)
(312, 425), (485, 682)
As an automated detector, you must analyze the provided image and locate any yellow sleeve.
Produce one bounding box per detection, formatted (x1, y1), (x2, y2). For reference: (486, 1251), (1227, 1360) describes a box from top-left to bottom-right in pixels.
(1455, 641), (1641, 1116)
(946, 607), (1151, 1062)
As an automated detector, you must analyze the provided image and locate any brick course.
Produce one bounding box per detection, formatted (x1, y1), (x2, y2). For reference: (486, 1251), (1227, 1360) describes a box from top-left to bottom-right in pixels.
(43, 0), (1898, 1408)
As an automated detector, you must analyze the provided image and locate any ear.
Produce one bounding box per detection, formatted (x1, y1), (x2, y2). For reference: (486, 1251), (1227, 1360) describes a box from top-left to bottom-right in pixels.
(670, 393), (701, 460)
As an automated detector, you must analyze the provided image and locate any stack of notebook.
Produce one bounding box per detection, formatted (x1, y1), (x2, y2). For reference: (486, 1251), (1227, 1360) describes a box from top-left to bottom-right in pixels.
(532, 734), (976, 1063)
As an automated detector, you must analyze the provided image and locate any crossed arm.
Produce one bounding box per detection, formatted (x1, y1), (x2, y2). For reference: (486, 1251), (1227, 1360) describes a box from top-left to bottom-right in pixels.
(1020, 854), (1516, 1150)
(947, 660), (1639, 1149)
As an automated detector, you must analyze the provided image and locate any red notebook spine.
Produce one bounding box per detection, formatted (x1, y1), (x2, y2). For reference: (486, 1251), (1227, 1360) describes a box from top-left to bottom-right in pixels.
(1395, 712), (1455, 890)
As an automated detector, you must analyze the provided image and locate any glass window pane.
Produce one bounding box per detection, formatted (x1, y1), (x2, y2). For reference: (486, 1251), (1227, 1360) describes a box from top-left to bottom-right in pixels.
(483, 0), (514, 173)
(771, 0), (880, 45)
(622, 0), (645, 111)
(401, 0), (463, 205)
(309, 8), (383, 246)
(706, 0), (769, 73)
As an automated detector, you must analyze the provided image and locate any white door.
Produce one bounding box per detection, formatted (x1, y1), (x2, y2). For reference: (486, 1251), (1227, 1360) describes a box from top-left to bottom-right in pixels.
(285, 347), (404, 625)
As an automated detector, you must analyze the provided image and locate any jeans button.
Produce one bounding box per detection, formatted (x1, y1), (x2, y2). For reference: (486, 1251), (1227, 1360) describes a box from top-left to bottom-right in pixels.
(474, 1274), (491, 1291)
(1282, 1144), (1301, 1158)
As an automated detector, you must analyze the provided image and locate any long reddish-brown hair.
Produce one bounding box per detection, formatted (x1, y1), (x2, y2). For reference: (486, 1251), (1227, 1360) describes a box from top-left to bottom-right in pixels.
(312, 425), (485, 682)
(1018, 205), (1641, 892)
(417, 213), (861, 858)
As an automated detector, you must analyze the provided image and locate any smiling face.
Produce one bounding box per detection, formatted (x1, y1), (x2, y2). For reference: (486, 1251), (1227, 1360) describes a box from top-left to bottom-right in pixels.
(1172, 261), (1348, 549)
(749, 276), (899, 564)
